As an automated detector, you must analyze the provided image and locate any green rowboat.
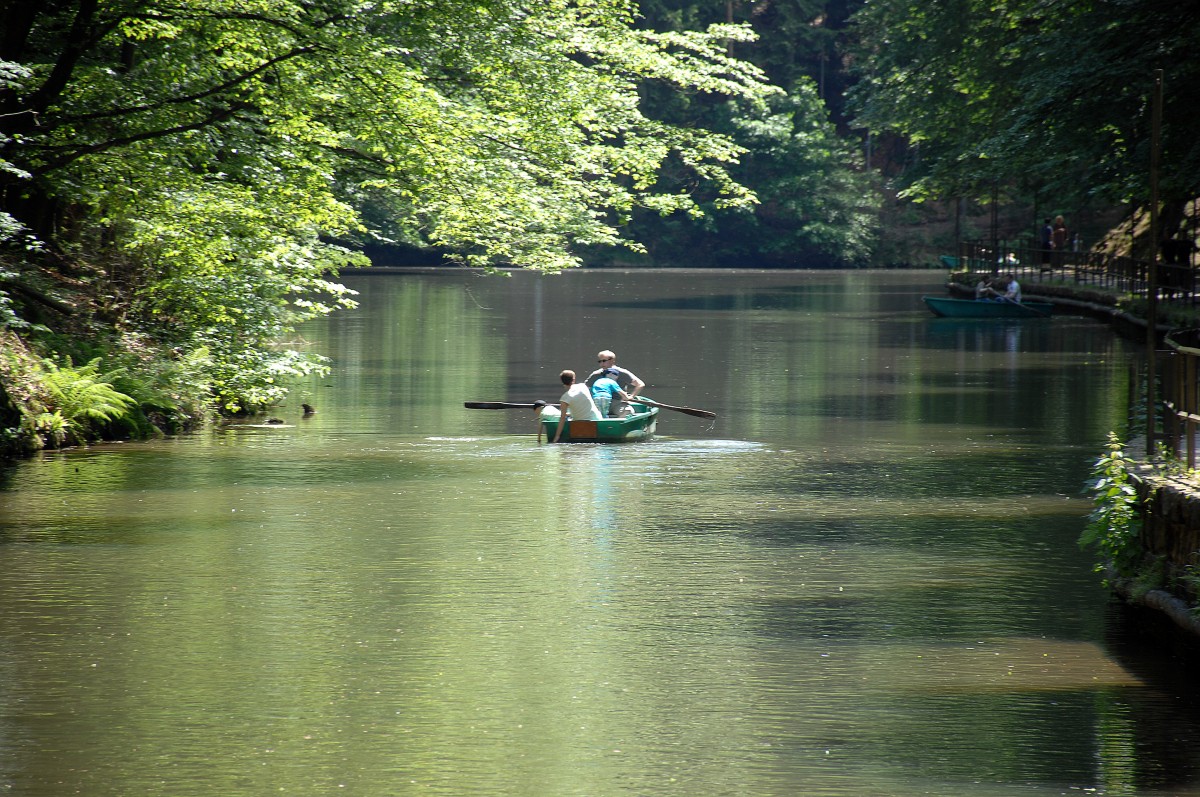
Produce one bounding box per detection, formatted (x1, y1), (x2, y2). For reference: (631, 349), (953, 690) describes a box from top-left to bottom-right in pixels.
(541, 401), (659, 443)
(922, 296), (1053, 319)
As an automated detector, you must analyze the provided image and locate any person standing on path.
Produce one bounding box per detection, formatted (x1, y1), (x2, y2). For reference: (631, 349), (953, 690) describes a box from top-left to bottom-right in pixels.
(1040, 218), (1054, 269)
(1052, 215), (1069, 268)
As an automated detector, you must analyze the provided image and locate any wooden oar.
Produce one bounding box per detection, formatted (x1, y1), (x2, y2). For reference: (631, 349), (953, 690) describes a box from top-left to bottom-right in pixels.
(987, 288), (1050, 318)
(630, 397), (716, 419)
(997, 293), (1050, 317)
(465, 401), (547, 410)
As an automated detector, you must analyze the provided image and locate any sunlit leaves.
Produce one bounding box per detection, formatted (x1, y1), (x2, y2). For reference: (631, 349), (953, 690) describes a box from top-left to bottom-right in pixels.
(32, 357), (137, 445)
(2, 0), (776, 411)
(848, 0), (1200, 207)
(324, 1), (774, 271)
(1081, 432), (1145, 582)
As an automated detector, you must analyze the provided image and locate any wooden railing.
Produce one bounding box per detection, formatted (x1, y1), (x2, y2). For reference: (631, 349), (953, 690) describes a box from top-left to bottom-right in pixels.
(1161, 330), (1200, 469)
(956, 240), (1198, 306)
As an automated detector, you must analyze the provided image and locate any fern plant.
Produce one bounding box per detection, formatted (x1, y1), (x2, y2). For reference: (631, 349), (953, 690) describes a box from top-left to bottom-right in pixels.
(29, 410), (67, 447)
(38, 357), (136, 445)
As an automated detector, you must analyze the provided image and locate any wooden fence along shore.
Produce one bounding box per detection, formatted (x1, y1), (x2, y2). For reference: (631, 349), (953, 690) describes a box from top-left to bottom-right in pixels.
(954, 240), (1200, 467)
(953, 240), (1199, 306)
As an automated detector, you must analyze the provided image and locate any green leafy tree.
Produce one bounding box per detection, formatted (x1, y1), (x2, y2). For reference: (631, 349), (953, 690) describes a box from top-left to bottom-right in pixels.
(625, 85), (879, 267)
(723, 85), (878, 266)
(0, 0), (774, 416)
(846, 0), (1035, 202)
(847, 0), (1200, 221)
(617, 0), (880, 266)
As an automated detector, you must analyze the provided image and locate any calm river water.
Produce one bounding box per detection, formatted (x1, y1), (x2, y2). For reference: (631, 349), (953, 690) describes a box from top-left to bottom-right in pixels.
(2, 269), (1199, 796)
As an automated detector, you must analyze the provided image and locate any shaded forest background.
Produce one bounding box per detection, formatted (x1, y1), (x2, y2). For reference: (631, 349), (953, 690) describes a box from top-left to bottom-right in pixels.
(1, 0), (1199, 450)
(614, 0), (1200, 269)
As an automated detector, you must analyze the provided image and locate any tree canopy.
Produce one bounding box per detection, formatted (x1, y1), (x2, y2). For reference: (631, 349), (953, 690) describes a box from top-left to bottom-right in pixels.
(0, 0), (775, 417)
(620, 0), (880, 267)
(847, 0), (1200, 216)
(4, 0), (1197, 445)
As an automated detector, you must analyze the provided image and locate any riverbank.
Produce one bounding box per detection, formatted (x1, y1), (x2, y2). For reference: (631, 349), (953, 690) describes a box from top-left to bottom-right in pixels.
(0, 264), (1182, 463)
(1114, 462), (1200, 640)
(946, 269), (1200, 639)
(944, 271), (1180, 337)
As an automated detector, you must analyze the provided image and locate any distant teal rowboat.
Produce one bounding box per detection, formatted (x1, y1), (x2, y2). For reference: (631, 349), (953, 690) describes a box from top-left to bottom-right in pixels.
(922, 296), (1053, 319)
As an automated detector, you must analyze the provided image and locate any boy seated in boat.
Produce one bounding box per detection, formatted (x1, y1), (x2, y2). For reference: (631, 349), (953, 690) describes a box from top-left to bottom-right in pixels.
(552, 369), (603, 443)
(981, 273), (1021, 302)
(591, 368), (634, 417)
(997, 273), (1021, 302)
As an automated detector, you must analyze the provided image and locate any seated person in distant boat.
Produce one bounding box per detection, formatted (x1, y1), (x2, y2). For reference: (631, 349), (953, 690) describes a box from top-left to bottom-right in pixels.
(590, 367), (633, 417)
(974, 277), (991, 300)
(585, 350), (645, 414)
(553, 369), (603, 443)
(999, 273), (1021, 303)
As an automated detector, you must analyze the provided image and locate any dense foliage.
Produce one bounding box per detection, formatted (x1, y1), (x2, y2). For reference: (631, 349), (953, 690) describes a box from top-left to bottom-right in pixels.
(1080, 433), (1144, 584)
(0, 0), (777, 445)
(2, 0), (1196, 452)
(622, 0), (880, 267)
(847, 0), (1200, 226)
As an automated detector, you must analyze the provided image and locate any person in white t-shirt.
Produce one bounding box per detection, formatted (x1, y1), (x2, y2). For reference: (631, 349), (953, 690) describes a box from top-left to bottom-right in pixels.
(553, 369), (602, 443)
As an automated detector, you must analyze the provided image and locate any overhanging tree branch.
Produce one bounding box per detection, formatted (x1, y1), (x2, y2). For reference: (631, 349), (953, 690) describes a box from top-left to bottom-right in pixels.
(29, 102), (250, 175)
(57, 45), (318, 125)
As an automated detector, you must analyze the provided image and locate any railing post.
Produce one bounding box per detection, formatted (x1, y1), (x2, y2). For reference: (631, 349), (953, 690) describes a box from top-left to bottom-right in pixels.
(1161, 349), (1176, 458)
(1146, 69), (1163, 457)
(1187, 351), (1197, 470)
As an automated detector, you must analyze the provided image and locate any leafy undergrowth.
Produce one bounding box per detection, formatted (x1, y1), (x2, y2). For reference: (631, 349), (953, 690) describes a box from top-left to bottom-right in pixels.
(0, 329), (212, 457)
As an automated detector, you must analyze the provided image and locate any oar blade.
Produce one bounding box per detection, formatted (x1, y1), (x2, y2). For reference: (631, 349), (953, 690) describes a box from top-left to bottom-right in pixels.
(632, 398), (716, 419)
(465, 401), (546, 410)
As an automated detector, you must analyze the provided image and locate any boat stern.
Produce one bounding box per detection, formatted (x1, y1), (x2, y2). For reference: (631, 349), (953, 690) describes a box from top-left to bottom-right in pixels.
(540, 404), (658, 443)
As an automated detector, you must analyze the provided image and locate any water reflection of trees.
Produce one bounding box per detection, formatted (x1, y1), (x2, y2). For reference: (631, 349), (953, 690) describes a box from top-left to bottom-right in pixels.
(1102, 602), (1200, 793)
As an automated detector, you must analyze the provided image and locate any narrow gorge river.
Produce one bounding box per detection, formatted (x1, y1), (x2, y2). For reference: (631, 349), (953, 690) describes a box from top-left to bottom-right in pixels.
(3, 269), (1198, 796)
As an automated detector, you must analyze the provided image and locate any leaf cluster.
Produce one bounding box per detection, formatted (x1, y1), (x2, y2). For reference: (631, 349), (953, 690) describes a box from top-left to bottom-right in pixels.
(1079, 432), (1145, 582)
(607, 1), (882, 267)
(0, 0), (776, 415)
(846, 0), (1200, 208)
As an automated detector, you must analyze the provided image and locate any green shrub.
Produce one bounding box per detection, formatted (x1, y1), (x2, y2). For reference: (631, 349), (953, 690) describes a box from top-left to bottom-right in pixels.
(1080, 432), (1145, 582)
(38, 357), (137, 445)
